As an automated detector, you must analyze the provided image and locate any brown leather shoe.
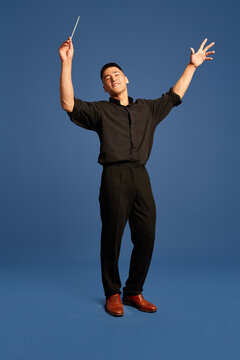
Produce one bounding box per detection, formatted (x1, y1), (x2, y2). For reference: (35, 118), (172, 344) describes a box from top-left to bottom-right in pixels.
(105, 294), (124, 317)
(122, 293), (157, 313)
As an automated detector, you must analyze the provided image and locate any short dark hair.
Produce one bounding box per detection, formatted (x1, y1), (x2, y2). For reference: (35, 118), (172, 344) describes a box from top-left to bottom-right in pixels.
(100, 62), (123, 80)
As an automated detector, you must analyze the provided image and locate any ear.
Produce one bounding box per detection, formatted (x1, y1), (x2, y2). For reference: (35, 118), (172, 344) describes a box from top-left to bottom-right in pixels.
(125, 76), (129, 84)
(103, 84), (108, 93)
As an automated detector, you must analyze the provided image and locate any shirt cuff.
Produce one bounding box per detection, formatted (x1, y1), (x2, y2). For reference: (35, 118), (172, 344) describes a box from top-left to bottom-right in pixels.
(169, 87), (182, 106)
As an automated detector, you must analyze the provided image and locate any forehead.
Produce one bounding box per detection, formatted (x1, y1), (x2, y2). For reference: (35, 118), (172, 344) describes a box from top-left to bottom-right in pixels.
(103, 67), (123, 78)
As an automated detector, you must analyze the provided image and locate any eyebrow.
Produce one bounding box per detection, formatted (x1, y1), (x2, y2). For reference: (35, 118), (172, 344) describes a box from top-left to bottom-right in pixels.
(103, 71), (120, 80)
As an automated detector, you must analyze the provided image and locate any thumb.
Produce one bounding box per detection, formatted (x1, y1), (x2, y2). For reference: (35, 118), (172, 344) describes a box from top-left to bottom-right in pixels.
(190, 47), (195, 54)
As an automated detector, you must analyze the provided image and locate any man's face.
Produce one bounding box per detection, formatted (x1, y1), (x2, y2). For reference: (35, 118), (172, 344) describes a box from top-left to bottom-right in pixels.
(102, 66), (129, 96)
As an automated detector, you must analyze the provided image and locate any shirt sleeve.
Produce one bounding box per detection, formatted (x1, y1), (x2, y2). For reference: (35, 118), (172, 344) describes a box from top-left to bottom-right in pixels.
(150, 87), (182, 126)
(67, 97), (100, 132)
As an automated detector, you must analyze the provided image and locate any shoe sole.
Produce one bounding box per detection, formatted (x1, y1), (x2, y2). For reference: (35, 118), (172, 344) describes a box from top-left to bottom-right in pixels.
(122, 300), (157, 313)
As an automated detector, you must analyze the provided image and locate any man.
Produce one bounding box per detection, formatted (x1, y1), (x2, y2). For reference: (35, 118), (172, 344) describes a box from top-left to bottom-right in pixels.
(59, 37), (215, 317)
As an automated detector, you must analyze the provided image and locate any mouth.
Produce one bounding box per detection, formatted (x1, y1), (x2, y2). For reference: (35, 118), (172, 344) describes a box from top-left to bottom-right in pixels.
(112, 83), (120, 88)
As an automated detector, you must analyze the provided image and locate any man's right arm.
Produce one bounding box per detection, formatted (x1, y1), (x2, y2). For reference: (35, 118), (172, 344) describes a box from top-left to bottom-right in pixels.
(59, 37), (74, 112)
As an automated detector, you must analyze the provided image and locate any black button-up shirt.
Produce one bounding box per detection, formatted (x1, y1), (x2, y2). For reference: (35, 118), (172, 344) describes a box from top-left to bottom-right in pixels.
(67, 87), (182, 166)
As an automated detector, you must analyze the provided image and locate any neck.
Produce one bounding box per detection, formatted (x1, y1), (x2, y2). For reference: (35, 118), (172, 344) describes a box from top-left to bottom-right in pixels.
(111, 89), (129, 106)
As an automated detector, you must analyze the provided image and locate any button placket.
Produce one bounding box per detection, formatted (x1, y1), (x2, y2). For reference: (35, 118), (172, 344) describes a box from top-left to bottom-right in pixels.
(129, 109), (138, 161)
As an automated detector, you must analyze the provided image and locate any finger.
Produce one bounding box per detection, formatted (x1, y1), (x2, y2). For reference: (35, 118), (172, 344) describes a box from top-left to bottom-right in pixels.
(190, 47), (195, 54)
(62, 38), (72, 49)
(60, 42), (68, 48)
(204, 42), (215, 51)
(200, 38), (208, 50)
(206, 51), (215, 55)
(205, 57), (213, 60)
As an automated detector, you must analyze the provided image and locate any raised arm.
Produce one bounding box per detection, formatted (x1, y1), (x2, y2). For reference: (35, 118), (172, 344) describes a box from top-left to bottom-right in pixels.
(59, 37), (74, 112)
(173, 38), (215, 99)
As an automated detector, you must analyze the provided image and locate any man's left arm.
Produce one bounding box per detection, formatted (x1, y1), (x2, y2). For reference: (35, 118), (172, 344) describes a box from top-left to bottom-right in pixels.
(173, 38), (215, 99)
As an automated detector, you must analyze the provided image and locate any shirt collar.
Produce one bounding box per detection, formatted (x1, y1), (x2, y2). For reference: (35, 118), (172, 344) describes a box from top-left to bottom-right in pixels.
(109, 96), (134, 106)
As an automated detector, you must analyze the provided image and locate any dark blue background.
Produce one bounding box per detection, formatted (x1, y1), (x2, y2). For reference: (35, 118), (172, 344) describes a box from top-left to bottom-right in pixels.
(1, 0), (240, 359)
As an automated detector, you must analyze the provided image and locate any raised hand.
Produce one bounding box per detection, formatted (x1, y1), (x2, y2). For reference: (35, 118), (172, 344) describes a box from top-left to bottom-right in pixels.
(190, 38), (215, 68)
(59, 37), (74, 62)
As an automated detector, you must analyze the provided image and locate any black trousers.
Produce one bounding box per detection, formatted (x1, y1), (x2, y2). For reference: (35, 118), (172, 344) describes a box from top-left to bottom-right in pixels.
(98, 161), (156, 298)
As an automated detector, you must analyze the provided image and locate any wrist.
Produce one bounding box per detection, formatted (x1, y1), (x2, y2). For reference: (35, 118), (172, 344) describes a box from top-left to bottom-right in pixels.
(61, 59), (73, 68)
(188, 62), (197, 70)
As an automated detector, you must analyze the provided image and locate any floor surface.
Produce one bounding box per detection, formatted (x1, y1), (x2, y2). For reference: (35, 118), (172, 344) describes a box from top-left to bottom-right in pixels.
(1, 256), (239, 360)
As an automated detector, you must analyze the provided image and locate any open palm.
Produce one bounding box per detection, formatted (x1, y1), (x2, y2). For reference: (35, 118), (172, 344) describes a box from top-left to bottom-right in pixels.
(190, 38), (215, 68)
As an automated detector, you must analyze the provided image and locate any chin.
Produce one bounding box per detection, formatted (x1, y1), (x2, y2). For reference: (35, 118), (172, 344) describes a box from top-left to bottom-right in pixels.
(110, 88), (123, 96)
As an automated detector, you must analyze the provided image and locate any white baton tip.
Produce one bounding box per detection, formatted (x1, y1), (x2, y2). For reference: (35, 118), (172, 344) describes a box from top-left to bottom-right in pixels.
(70, 16), (80, 40)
